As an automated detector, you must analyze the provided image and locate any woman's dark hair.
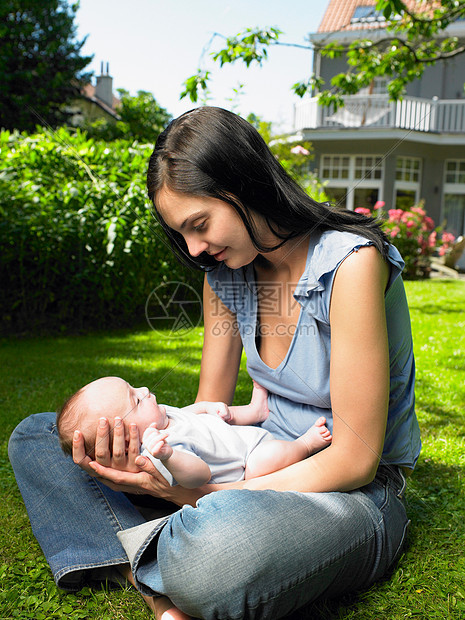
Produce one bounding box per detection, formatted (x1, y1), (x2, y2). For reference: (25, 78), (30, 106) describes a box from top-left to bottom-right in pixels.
(147, 106), (389, 270)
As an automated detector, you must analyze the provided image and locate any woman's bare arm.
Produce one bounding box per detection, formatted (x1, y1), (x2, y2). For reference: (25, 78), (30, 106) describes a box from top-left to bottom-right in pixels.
(197, 274), (243, 404)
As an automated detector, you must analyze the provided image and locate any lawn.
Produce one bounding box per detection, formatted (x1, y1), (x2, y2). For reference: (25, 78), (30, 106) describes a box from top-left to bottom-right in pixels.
(1, 279), (464, 619)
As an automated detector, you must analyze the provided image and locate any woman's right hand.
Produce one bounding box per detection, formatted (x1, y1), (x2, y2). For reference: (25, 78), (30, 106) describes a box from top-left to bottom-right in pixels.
(73, 416), (141, 474)
(72, 418), (203, 506)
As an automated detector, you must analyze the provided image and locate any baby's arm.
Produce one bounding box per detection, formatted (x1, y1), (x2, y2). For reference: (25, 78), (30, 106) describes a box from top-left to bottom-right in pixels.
(142, 427), (211, 489)
(225, 381), (269, 425)
(181, 382), (269, 426)
(181, 400), (232, 421)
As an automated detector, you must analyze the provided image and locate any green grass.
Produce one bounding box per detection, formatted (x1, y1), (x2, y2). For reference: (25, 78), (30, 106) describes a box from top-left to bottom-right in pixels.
(1, 279), (464, 619)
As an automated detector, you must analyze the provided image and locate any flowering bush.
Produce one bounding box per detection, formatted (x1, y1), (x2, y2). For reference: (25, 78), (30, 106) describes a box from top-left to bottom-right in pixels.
(355, 201), (455, 278)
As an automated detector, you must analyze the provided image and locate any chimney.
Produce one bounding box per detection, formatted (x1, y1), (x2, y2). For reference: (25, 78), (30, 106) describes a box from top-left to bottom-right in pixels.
(95, 62), (114, 108)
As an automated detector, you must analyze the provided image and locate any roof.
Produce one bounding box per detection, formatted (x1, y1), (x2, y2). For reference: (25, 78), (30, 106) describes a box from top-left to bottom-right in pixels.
(317, 0), (440, 33)
(81, 83), (121, 118)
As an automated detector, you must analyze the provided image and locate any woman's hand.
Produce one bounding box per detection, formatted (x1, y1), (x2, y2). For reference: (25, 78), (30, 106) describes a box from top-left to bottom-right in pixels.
(72, 418), (203, 506)
(72, 416), (141, 474)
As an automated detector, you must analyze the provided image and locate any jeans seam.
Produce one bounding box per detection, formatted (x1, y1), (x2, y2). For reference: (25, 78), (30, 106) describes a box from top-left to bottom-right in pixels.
(55, 558), (129, 583)
(91, 477), (133, 533)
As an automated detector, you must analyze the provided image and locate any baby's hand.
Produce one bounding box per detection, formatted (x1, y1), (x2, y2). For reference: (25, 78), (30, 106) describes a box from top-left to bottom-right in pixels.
(142, 425), (173, 461)
(203, 401), (232, 423)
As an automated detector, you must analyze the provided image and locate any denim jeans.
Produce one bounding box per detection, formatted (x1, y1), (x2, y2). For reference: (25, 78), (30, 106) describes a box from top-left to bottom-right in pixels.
(9, 412), (410, 618)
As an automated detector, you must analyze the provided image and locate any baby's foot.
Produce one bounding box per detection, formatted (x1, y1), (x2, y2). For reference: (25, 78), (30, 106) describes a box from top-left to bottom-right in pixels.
(250, 380), (270, 422)
(298, 416), (332, 455)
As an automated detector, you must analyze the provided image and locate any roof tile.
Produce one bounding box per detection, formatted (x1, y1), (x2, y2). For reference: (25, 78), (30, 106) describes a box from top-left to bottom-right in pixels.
(317, 0), (440, 33)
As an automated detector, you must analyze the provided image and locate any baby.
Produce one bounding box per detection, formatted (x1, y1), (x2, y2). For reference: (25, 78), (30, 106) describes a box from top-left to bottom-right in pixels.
(57, 376), (332, 488)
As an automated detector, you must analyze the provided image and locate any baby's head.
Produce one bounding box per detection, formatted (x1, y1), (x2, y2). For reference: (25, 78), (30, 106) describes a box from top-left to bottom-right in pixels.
(57, 376), (168, 458)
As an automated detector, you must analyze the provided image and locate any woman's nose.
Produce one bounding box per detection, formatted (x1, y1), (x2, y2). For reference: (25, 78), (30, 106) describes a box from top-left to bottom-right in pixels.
(136, 387), (150, 398)
(185, 235), (208, 257)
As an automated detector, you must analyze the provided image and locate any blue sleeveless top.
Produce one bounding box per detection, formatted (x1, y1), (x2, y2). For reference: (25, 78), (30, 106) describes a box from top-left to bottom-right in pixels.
(207, 230), (421, 469)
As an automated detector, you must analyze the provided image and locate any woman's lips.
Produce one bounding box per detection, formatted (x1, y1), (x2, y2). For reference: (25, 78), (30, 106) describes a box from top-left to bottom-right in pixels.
(212, 248), (227, 261)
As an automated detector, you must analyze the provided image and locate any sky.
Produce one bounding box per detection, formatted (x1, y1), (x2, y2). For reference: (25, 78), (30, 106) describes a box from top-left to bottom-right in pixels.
(75, 0), (329, 133)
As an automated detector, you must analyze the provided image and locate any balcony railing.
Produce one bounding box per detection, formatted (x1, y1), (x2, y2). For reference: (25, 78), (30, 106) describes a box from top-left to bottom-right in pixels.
(294, 95), (465, 134)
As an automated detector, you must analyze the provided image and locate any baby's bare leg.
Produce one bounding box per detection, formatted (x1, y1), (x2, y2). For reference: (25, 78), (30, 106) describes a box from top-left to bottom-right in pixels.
(228, 381), (269, 425)
(245, 416), (332, 479)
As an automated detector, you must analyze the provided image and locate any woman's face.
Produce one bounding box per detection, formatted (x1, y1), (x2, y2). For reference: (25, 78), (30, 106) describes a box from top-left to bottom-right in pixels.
(156, 188), (262, 269)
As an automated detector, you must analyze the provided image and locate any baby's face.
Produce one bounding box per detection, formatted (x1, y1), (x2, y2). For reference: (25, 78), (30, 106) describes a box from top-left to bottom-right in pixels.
(80, 376), (168, 447)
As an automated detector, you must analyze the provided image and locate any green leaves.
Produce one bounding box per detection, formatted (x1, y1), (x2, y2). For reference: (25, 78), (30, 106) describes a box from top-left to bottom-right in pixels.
(180, 70), (211, 103)
(0, 128), (203, 334)
(212, 27), (282, 67)
(376, 0), (406, 20)
(0, 0), (93, 131)
(180, 28), (282, 103)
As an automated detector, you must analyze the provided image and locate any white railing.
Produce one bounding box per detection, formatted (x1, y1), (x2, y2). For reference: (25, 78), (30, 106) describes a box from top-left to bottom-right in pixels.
(294, 95), (465, 134)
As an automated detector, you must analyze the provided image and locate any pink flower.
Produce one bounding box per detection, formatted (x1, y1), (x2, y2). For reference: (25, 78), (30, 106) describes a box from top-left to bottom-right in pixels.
(355, 207), (371, 216)
(428, 231), (437, 248)
(411, 206), (426, 217)
(390, 226), (400, 238)
(424, 216), (435, 231)
(406, 220), (415, 229)
(401, 211), (414, 223)
(441, 231), (455, 244)
(290, 145), (310, 156)
(388, 209), (404, 223)
(373, 201), (385, 210)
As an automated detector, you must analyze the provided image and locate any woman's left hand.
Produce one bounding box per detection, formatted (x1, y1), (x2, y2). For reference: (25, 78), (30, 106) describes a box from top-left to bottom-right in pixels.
(87, 456), (204, 506)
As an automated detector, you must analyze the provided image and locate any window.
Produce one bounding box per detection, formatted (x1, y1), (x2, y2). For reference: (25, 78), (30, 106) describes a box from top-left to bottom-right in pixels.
(443, 195), (465, 237)
(355, 156), (383, 180)
(443, 160), (465, 237)
(320, 154), (383, 211)
(396, 157), (421, 183)
(394, 157), (421, 208)
(351, 5), (384, 23)
(445, 160), (465, 185)
(321, 156), (350, 180)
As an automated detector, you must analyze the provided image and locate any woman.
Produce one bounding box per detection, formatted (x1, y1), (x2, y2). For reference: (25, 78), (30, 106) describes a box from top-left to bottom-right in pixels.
(9, 107), (421, 619)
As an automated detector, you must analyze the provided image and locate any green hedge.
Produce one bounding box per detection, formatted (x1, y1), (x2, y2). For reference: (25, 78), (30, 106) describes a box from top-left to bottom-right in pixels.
(0, 128), (202, 333)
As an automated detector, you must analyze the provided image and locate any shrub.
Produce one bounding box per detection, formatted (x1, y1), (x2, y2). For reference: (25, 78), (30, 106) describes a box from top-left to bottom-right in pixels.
(0, 128), (202, 334)
(355, 201), (455, 278)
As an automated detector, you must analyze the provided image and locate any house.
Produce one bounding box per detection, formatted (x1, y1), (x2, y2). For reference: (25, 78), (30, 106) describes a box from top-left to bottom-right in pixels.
(294, 0), (465, 263)
(67, 62), (121, 127)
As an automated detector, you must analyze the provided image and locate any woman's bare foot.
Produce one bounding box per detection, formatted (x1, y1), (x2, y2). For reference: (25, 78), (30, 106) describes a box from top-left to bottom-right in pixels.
(298, 416), (332, 455)
(152, 595), (191, 620)
(116, 564), (189, 619)
(250, 380), (270, 422)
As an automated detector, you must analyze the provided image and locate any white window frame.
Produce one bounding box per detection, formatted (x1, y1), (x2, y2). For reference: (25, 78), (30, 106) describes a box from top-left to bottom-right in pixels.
(320, 154), (384, 211)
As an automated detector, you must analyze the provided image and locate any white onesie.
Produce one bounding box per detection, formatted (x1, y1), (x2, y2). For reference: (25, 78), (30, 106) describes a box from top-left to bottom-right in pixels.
(141, 405), (273, 485)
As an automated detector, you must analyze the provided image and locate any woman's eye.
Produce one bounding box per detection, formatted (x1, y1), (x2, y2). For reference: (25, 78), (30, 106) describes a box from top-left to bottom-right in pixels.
(193, 221), (205, 232)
